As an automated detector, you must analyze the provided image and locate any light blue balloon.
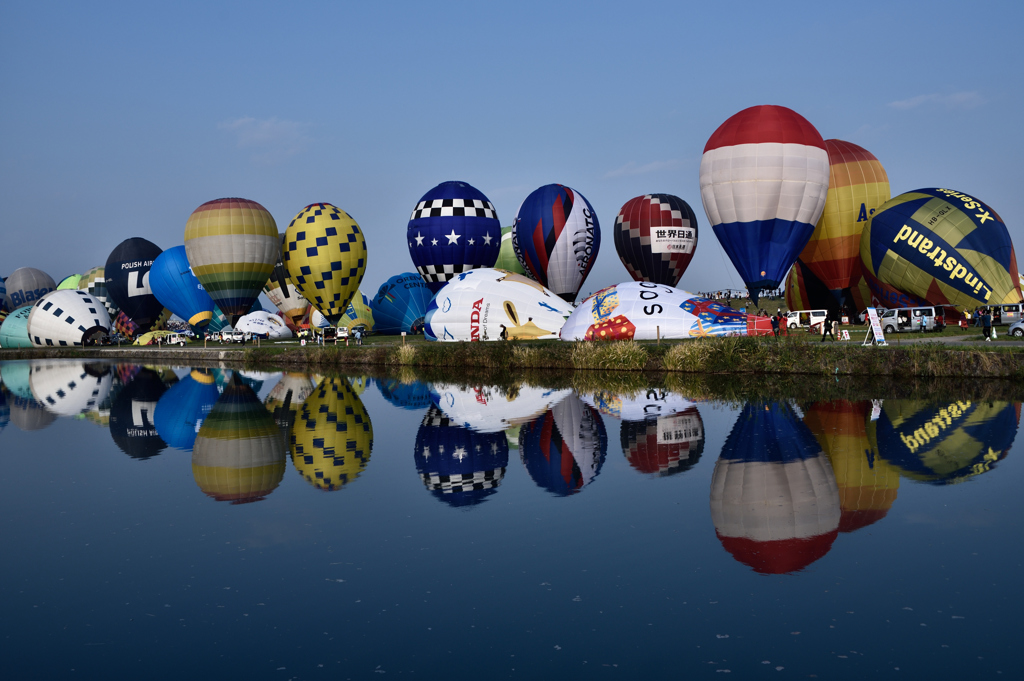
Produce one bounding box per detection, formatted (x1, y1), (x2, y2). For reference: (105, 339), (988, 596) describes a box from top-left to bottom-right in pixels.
(371, 272), (433, 334)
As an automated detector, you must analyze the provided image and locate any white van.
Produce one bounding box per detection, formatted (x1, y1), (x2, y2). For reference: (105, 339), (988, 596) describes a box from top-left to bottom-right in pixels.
(991, 304), (1023, 326)
(878, 307), (946, 334)
(785, 309), (828, 330)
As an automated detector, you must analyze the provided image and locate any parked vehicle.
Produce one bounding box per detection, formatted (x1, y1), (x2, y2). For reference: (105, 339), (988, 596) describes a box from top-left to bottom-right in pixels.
(878, 307), (946, 334)
(857, 308), (887, 324)
(784, 309), (828, 330)
(1008, 321), (1024, 337)
(166, 333), (189, 347)
(990, 304), (1023, 326)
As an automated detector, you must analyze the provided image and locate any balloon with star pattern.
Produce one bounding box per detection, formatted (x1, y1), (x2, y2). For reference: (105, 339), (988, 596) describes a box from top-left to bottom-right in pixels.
(406, 180), (502, 293)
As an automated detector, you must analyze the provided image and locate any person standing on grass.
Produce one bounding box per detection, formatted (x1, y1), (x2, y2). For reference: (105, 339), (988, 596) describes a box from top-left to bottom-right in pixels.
(821, 311), (836, 342)
(982, 308), (992, 341)
(771, 314), (780, 338)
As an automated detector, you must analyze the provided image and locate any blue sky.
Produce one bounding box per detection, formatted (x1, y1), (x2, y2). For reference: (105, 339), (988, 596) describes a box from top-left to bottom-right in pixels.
(2, 0), (1021, 299)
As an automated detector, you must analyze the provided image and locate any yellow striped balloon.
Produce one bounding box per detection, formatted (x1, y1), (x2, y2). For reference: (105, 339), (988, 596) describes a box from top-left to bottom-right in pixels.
(282, 203), (367, 325)
(339, 290), (374, 333)
(799, 140), (890, 294)
(184, 198), (280, 324)
(290, 377), (373, 491)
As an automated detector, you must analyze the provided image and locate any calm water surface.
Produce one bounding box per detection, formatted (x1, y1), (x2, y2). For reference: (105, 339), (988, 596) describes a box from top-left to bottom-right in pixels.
(0, 359), (1021, 680)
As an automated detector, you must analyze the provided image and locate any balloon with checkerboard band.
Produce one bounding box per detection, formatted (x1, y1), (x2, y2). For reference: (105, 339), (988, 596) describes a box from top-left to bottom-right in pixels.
(614, 194), (698, 287)
(283, 203), (367, 325)
(700, 105), (830, 305)
(513, 184), (601, 303)
(184, 197), (280, 326)
(290, 377), (373, 492)
(407, 180), (502, 293)
(860, 188), (1021, 308)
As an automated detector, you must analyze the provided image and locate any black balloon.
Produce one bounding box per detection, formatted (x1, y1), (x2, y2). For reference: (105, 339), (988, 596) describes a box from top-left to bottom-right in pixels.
(105, 237), (166, 337)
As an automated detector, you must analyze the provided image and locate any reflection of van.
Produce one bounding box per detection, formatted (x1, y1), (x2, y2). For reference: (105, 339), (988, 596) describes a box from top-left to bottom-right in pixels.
(878, 307), (946, 334)
(785, 310), (828, 330)
(990, 304), (1023, 326)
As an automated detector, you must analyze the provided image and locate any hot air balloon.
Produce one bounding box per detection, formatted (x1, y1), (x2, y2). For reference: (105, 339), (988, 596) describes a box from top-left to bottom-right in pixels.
(494, 226), (527, 276)
(613, 194), (698, 287)
(430, 383), (572, 432)
(26, 290), (112, 347)
(339, 291), (374, 333)
(784, 259), (841, 315)
(28, 361), (112, 418)
(5, 385), (56, 432)
(5, 267), (56, 310)
(406, 180), (501, 293)
(282, 202), (367, 324)
(0, 389), (8, 434)
(371, 273), (433, 335)
(414, 406), (510, 508)
(798, 140), (890, 299)
(376, 378), (433, 410)
(149, 245), (215, 329)
(153, 369), (220, 451)
(263, 233), (310, 325)
(109, 368), (174, 460)
(184, 197), (279, 325)
(0, 307), (34, 348)
(710, 402), (841, 574)
(192, 377), (287, 504)
(559, 282), (773, 341)
(208, 299), (262, 335)
(519, 395), (607, 497)
(290, 377), (373, 491)
(56, 274), (82, 290)
(105, 237), (169, 338)
(803, 400), (900, 532)
(234, 310), (293, 339)
(264, 373), (318, 454)
(867, 399), (1019, 485)
(699, 105), (830, 304)
(512, 183), (600, 302)
(621, 406), (705, 477)
(0, 276), (7, 313)
(77, 266), (119, 320)
(860, 188), (1021, 308)
(424, 268), (574, 342)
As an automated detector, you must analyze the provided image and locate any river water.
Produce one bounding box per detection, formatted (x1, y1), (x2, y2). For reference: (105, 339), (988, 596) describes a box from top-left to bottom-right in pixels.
(0, 359), (1020, 679)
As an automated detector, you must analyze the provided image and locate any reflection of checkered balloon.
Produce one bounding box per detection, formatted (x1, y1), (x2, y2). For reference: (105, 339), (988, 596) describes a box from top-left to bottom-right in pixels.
(283, 203), (367, 325)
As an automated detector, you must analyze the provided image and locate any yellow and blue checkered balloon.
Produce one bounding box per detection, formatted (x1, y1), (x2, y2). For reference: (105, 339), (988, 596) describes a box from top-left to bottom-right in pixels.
(290, 377), (373, 492)
(282, 203), (367, 324)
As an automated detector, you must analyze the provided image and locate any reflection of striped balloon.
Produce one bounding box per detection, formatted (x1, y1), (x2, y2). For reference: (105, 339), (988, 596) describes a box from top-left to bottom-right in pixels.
(700, 105), (829, 303)
(290, 378), (373, 491)
(800, 140), (890, 294)
(192, 378), (286, 504)
(184, 198), (279, 323)
(803, 400), (899, 533)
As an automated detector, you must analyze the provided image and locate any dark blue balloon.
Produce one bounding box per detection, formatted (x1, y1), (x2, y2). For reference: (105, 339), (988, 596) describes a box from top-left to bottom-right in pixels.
(105, 238), (166, 337)
(414, 406), (509, 507)
(150, 246), (216, 329)
(153, 369), (221, 450)
(371, 272), (434, 334)
(519, 397), (607, 497)
(720, 402), (821, 463)
(406, 181), (501, 293)
(109, 368), (172, 460)
(377, 378), (433, 410)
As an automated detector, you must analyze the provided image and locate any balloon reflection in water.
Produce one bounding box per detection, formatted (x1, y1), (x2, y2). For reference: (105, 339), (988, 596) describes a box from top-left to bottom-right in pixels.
(153, 369), (220, 451)
(264, 373), (318, 454)
(414, 406), (509, 507)
(803, 400), (900, 532)
(290, 378), (373, 491)
(430, 383), (571, 433)
(710, 402), (840, 574)
(519, 394), (607, 497)
(0, 362), (57, 432)
(28, 361), (112, 418)
(0, 387), (8, 434)
(376, 378), (432, 411)
(108, 367), (175, 459)
(192, 377), (286, 504)
(868, 400), (1020, 485)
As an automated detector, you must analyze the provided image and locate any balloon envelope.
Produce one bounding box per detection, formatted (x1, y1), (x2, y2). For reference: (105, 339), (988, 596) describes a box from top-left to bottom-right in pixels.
(376, 378), (433, 410)
(700, 105), (829, 304)
(56, 274), (82, 290)
(105, 237), (168, 337)
(614, 194), (698, 287)
(407, 180), (501, 293)
(153, 369), (220, 450)
(0, 307), (34, 348)
(282, 203), (367, 324)
(371, 273), (433, 334)
(621, 406), (705, 477)
(5, 267), (56, 310)
(860, 188), (1021, 308)
(494, 226), (527, 276)
(27, 290), (111, 347)
(234, 310), (293, 339)
(264, 233), (310, 325)
(430, 383), (572, 433)
(109, 368), (172, 459)
(149, 245), (215, 328)
(290, 378), (373, 491)
(424, 268), (574, 342)
(28, 361), (112, 418)
(184, 197), (279, 323)
(784, 259), (841, 314)
(519, 395), (607, 497)
(78, 266), (120, 320)
(513, 184), (600, 302)
(339, 291), (374, 332)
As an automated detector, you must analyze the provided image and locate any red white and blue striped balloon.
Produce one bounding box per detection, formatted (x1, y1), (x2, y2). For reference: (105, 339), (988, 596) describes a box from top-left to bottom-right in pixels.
(699, 105), (829, 304)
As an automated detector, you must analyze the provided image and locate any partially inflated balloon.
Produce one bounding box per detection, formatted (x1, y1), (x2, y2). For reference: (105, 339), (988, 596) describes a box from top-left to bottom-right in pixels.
(0, 307), (34, 348)
(339, 291), (374, 333)
(614, 194), (698, 286)
(513, 184), (600, 302)
(407, 181), (501, 293)
(860, 188), (1021, 308)
(264, 233), (309, 325)
(784, 259), (840, 314)
(28, 361), (111, 418)
(494, 226), (527, 276)
(27, 290), (111, 347)
(282, 203), (367, 325)
(700, 105), (829, 304)
(429, 383), (571, 433)
(5, 267), (56, 310)
(56, 274), (82, 290)
(149, 245), (215, 328)
(105, 238), (168, 337)
(184, 198), (279, 324)
(234, 310), (293, 339)
(371, 273), (433, 334)
(799, 140), (890, 296)
(78, 266), (119, 320)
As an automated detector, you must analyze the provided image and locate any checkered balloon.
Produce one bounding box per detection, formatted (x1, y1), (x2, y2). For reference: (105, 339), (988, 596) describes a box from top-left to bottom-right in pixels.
(282, 203), (367, 325)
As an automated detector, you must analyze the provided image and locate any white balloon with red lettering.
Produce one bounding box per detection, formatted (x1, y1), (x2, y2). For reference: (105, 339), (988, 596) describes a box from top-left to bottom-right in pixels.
(430, 383), (572, 433)
(423, 268), (574, 342)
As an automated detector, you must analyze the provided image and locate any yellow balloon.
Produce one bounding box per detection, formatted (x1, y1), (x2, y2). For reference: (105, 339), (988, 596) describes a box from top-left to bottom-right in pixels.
(290, 377), (373, 491)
